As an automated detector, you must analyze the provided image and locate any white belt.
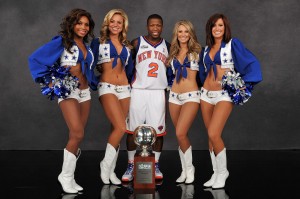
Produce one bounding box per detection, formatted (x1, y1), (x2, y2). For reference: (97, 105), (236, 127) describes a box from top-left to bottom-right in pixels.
(176, 91), (200, 101)
(98, 82), (130, 93)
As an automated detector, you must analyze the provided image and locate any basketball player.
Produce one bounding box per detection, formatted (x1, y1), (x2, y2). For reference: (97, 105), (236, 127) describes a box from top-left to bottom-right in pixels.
(122, 14), (172, 182)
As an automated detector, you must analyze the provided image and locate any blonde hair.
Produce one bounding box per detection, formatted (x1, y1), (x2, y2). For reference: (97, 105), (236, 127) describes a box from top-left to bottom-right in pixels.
(99, 9), (131, 48)
(166, 20), (201, 66)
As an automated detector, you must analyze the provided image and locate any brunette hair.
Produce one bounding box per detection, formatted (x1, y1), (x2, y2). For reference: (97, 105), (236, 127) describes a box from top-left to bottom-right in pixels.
(205, 13), (231, 47)
(59, 8), (95, 52)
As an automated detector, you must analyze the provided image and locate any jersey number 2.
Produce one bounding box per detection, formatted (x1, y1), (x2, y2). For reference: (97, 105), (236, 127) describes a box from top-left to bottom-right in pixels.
(148, 62), (158, 78)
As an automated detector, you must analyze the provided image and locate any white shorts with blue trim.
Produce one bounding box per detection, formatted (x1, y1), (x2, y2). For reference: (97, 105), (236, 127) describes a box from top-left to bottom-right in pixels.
(98, 82), (131, 100)
(169, 90), (201, 105)
(58, 88), (91, 104)
(200, 87), (232, 105)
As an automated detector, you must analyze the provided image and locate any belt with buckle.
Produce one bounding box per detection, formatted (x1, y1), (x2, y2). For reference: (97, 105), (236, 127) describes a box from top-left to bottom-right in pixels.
(79, 90), (88, 98)
(177, 93), (185, 101)
(206, 91), (218, 98)
(114, 86), (124, 93)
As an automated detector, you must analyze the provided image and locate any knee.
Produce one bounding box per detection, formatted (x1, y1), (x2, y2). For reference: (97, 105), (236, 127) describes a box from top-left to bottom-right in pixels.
(207, 131), (220, 144)
(69, 126), (85, 142)
(176, 131), (187, 141)
(115, 123), (127, 134)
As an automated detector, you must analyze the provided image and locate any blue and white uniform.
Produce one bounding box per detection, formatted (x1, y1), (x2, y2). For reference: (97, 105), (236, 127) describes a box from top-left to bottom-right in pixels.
(199, 38), (263, 105)
(127, 36), (171, 136)
(168, 53), (201, 105)
(28, 36), (98, 103)
(90, 38), (134, 99)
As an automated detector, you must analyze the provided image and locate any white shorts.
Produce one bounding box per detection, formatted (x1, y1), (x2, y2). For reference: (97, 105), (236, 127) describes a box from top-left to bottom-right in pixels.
(98, 82), (131, 100)
(127, 89), (166, 136)
(200, 87), (232, 105)
(169, 90), (201, 105)
(58, 88), (91, 104)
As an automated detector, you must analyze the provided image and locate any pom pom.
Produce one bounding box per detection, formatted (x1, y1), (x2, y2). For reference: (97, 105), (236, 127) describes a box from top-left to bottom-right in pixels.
(221, 70), (253, 105)
(39, 63), (79, 100)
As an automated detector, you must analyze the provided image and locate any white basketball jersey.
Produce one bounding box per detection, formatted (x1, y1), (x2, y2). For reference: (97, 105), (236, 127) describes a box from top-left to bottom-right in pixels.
(131, 36), (169, 89)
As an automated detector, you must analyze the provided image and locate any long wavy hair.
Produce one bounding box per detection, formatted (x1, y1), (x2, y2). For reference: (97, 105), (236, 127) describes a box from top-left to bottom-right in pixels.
(166, 20), (201, 66)
(206, 13), (231, 47)
(59, 8), (95, 52)
(99, 9), (131, 48)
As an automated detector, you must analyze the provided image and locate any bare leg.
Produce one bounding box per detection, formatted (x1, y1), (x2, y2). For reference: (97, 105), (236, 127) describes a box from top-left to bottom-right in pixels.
(59, 99), (88, 154)
(153, 136), (163, 152)
(201, 101), (233, 155)
(200, 101), (214, 152)
(174, 102), (199, 152)
(79, 100), (91, 128)
(126, 134), (137, 150)
(100, 94), (129, 149)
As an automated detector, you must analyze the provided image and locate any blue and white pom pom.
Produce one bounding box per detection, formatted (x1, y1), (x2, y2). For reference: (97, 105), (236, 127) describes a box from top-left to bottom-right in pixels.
(40, 64), (79, 100)
(221, 70), (253, 105)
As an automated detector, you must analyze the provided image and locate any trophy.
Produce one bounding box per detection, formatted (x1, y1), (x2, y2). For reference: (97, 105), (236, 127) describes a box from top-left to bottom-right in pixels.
(133, 125), (157, 189)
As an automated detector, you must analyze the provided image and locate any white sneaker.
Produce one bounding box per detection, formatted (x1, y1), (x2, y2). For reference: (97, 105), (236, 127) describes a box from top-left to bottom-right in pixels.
(155, 162), (163, 180)
(122, 162), (134, 182)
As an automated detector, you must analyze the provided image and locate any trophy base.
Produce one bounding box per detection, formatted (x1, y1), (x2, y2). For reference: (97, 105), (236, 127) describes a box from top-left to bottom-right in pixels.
(134, 188), (155, 198)
(134, 153), (155, 189)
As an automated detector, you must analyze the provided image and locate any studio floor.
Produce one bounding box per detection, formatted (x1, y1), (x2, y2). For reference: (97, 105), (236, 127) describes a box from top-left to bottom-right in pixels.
(1, 150), (299, 199)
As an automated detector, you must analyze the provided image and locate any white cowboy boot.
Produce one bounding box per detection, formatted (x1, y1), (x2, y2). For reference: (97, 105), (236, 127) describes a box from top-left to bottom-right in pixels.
(109, 146), (121, 185)
(176, 147), (186, 183)
(203, 150), (217, 187)
(58, 148), (78, 193)
(100, 143), (117, 184)
(184, 146), (195, 184)
(72, 148), (83, 191)
(212, 148), (229, 189)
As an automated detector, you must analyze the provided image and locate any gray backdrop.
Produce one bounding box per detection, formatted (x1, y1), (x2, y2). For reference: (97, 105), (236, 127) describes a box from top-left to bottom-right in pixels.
(1, 0), (299, 150)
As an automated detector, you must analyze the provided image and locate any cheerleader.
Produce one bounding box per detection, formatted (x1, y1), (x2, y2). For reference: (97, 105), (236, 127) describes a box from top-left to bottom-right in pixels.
(199, 13), (262, 189)
(28, 8), (97, 193)
(89, 9), (134, 185)
(167, 20), (202, 184)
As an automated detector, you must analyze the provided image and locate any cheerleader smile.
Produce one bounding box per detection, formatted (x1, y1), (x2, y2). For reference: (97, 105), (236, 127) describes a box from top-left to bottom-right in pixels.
(74, 16), (90, 38)
(109, 14), (123, 35)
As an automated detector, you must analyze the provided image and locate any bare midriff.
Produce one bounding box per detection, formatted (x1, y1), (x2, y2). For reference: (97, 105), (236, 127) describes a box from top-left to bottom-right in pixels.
(67, 63), (88, 89)
(203, 64), (231, 91)
(171, 68), (198, 93)
(99, 58), (128, 85)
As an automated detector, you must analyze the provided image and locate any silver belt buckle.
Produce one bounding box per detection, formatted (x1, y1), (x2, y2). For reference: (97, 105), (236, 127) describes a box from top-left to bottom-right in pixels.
(79, 90), (87, 98)
(115, 85), (123, 93)
(206, 91), (217, 98)
(177, 93), (185, 101)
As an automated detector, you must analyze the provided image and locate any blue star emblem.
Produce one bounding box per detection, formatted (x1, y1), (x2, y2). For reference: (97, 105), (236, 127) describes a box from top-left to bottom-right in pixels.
(223, 59), (228, 63)
(223, 52), (227, 57)
(100, 54), (103, 58)
(104, 47), (108, 51)
(105, 53), (108, 56)
(107, 84), (111, 88)
(72, 56), (76, 60)
(221, 91), (225, 95)
(172, 93), (175, 97)
(188, 93), (192, 97)
(201, 89), (204, 93)
(230, 59), (233, 62)
(73, 49), (77, 53)
(64, 55), (69, 60)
